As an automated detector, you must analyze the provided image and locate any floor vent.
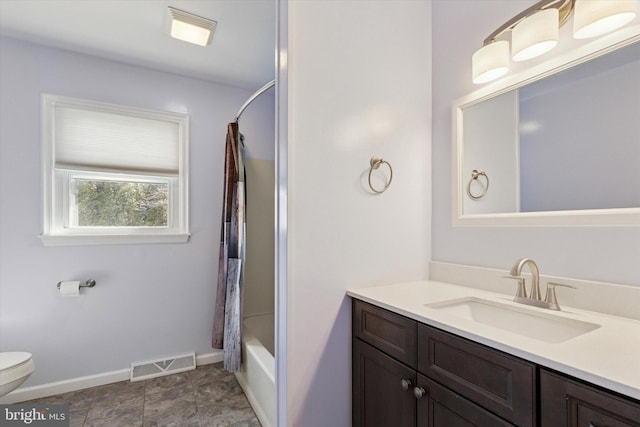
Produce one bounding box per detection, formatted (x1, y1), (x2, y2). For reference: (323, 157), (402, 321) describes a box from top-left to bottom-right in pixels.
(130, 352), (196, 382)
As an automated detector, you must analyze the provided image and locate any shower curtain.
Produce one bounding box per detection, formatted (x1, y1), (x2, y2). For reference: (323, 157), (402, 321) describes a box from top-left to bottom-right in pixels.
(212, 121), (246, 372)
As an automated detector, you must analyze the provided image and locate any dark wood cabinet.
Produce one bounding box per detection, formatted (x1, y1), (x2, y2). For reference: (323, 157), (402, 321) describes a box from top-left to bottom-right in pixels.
(353, 299), (640, 427)
(540, 369), (640, 427)
(353, 300), (519, 427)
(353, 339), (416, 427)
(353, 298), (417, 367)
(418, 324), (536, 426)
(416, 373), (513, 427)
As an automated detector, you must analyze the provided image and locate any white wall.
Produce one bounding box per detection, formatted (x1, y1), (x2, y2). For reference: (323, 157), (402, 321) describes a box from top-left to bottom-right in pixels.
(0, 36), (274, 387)
(286, 1), (432, 425)
(432, 1), (640, 286)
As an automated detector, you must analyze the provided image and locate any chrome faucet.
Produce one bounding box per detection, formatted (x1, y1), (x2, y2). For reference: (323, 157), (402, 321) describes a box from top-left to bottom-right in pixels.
(504, 258), (574, 311)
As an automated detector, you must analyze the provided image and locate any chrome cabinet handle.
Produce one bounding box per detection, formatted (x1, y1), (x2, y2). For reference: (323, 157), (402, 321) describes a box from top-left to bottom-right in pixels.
(413, 387), (426, 399)
(400, 379), (412, 391)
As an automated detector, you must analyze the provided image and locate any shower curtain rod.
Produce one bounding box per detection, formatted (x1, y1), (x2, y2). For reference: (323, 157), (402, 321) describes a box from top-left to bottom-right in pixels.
(234, 79), (276, 122)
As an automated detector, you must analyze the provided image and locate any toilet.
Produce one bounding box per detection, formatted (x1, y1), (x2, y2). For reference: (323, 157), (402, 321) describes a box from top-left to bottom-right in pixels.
(0, 352), (35, 397)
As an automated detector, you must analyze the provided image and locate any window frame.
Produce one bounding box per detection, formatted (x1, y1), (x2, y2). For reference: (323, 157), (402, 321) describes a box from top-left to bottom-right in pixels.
(41, 94), (190, 246)
(63, 170), (176, 231)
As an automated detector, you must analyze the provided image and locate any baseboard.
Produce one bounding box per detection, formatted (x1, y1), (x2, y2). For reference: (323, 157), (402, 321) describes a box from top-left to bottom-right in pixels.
(196, 350), (224, 366)
(0, 368), (130, 404)
(0, 350), (224, 404)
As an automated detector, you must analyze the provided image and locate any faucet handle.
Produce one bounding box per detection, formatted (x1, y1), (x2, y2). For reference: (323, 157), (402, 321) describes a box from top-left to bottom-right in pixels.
(544, 282), (576, 311)
(502, 275), (527, 299)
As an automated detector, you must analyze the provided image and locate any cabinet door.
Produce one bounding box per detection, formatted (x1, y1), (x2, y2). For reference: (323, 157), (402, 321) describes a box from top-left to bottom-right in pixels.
(541, 369), (640, 427)
(417, 324), (536, 427)
(353, 339), (416, 427)
(416, 374), (513, 427)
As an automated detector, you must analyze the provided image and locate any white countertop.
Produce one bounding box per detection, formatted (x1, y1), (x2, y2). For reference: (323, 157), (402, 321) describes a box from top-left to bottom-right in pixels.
(347, 280), (640, 400)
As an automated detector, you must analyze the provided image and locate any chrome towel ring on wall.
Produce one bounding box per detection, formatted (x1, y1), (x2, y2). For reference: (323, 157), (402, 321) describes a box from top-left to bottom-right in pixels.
(466, 169), (489, 199)
(368, 157), (393, 194)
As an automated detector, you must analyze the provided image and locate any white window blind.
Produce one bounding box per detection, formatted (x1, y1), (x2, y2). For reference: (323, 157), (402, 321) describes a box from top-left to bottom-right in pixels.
(41, 94), (190, 245)
(54, 105), (180, 175)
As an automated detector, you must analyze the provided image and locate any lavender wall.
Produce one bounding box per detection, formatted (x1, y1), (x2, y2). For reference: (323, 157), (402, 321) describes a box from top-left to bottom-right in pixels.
(431, 1), (640, 286)
(0, 35), (274, 387)
(285, 1), (432, 425)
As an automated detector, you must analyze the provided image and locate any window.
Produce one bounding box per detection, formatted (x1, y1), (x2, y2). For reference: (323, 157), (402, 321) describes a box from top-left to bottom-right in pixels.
(41, 95), (189, 245)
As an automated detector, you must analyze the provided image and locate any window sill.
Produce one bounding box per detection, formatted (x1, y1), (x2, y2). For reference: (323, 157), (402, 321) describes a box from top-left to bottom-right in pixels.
(39, 233), (191, 246)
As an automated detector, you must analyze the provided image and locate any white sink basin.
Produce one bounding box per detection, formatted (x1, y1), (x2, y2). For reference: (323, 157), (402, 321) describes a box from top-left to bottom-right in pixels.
(426, 297), (601, 344)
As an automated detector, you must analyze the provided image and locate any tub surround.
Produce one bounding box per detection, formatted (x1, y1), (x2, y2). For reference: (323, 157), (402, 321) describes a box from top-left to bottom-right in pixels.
(347, 264), (640, 400)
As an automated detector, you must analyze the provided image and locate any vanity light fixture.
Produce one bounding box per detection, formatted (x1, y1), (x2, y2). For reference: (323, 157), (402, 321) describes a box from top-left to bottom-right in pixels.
(472, 40), (510, 84)
(573, 0), (638, 38)
(511, 8), (560, 61)
(168, 7), (217, 47)
(472, 0), (639, 84)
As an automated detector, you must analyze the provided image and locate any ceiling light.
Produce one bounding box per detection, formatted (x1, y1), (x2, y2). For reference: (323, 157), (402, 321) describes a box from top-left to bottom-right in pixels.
(512, 8), (559, 61)
(573, 0), (638, 39)
(168, 7), (217, 47)
(471, 0), (639, 84)
(472, 41), (510, 84)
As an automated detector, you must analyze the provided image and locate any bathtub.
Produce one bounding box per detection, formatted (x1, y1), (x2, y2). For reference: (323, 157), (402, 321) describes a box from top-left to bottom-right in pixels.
(235, 313), (275, 427)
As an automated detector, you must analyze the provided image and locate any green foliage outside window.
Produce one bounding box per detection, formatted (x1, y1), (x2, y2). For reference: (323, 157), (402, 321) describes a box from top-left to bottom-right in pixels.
(75, 179), (168, 227)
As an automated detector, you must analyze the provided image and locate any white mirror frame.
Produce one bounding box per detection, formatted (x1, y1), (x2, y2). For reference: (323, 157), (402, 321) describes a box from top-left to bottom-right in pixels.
(453, 29), (640, 227)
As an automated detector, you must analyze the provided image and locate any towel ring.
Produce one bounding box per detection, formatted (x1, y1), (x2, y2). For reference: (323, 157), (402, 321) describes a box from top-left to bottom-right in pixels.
(466, 170), (489, 200)
(368, 157), (393, 194)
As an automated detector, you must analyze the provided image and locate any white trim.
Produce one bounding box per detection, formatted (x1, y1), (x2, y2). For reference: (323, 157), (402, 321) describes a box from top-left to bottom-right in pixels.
(0, 369), (130, 404)
(195, 351), (224, 366)
(39, 233), (190, 246)
(275, 1), (288, 426)
(0, 351), (223, 404)
(41, 94), (190, 244)
(452, 31), (640, 227)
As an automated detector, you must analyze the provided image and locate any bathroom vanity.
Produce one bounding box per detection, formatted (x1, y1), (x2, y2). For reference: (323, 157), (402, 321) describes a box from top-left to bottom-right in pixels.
(348, 281), (640, 427)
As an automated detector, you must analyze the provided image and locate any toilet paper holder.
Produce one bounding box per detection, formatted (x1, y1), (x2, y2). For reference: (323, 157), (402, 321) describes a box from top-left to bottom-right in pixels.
(56, 279), (96, 290)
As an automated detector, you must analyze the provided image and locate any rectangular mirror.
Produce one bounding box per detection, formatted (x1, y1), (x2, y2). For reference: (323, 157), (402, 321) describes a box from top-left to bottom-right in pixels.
(454, 36), (640, 226)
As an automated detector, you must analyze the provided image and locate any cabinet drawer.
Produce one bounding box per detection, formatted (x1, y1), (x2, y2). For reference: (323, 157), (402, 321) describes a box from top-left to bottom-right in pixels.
(416, 374), (514, 427)
(540, 369), (640, 427)
(353, 300), (417, 367)
(417, 324), (536, 427)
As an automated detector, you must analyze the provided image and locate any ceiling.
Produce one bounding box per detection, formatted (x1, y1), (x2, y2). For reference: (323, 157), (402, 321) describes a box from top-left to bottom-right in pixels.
(0, 0), (275, 90)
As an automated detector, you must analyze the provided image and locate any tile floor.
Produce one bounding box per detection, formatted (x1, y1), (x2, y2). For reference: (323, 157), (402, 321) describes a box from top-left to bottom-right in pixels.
(25, 362), (261, 427)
